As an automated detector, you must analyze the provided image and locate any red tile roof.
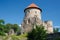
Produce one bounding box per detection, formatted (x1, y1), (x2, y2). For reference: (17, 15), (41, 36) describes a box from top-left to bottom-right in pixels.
(28, 3), (38, 8)
(24, 3), (42, 12)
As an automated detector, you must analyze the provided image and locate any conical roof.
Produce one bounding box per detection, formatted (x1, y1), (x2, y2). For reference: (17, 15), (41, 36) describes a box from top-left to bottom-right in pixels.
(24, 3), (42, 12)
(28, 3), (38, 8)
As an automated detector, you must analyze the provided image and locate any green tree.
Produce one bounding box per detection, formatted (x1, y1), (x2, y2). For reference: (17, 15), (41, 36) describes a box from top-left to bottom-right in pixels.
(0, 19), (5, 24)
(55, 37), (60, 40)
(0, 19), (20, 36)
(5, 23), (13, 33)
(53, 28), (59, 33)
(12, 24), (19, 33)
(0, 19), (5, 36)
(5, 23), (20, 34)
(27, 25), (47, 40)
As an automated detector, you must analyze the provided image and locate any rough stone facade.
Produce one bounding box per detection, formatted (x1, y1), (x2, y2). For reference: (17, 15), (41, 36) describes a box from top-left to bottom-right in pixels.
(21, 3), (53, 34)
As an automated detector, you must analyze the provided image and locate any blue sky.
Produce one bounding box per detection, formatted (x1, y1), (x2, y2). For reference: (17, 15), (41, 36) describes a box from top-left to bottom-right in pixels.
(0, 0), (60, 28)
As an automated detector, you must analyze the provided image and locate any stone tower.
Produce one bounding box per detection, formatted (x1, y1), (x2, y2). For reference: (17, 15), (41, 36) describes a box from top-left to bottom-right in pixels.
(24, 3), (42, 20)
(21, 3), (53, 34)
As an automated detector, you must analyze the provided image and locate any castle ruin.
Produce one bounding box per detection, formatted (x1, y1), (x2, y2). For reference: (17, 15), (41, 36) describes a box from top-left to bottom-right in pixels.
(21, 3), (53, 34)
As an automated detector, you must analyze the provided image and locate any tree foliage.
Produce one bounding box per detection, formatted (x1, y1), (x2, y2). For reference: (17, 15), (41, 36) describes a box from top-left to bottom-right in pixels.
(0, 19), (20, 36)
(0, 19), (5, 24)
(55, 37), (60, 40)
(27, 25), (47, 40)
(12, 24), (19, 33)
(53, 28), (59, 33)
(0, 19), (6, 36)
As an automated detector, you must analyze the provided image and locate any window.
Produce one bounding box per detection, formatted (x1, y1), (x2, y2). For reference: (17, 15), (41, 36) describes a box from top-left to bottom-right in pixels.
(28, 10), (30, 13)
(35, 11), (37, 14)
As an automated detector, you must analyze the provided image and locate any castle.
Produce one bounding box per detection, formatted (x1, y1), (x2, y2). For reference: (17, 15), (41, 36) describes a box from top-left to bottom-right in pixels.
(21, 3), (53, 34)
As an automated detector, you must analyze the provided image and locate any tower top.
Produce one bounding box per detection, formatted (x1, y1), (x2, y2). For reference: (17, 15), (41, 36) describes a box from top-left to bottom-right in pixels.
(28, 3), (38, 8)
(24, 3), (42, 12)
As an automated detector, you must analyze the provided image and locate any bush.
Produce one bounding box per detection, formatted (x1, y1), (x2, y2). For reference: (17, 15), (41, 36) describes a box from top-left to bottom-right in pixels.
(27, 25), (47, 40)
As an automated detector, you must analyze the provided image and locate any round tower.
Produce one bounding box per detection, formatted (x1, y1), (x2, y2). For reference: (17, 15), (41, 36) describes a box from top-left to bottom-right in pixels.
(24, 3), (42, 20)
(21, 3), (53, 34)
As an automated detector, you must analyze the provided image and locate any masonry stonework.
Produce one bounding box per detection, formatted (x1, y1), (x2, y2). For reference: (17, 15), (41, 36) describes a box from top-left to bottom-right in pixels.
(21, 3), (53, 34)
